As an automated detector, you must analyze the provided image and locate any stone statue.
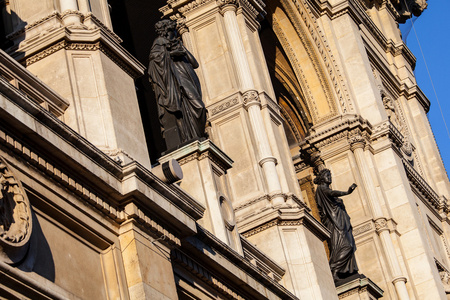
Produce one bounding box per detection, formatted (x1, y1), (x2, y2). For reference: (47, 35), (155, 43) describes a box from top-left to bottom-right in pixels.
(148, 19), (207, 150)
(382, 95), (401, 131)
(314, 168), (358, 282)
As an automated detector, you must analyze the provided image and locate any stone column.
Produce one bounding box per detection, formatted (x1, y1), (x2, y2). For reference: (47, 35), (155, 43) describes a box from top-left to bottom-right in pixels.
(218, 0), (284, 206)
(349, 134), (410, 300)
(59, 0), (81, 25)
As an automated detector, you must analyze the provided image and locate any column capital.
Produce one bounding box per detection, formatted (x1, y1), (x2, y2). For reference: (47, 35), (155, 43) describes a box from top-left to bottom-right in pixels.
(242, 90), (261, 109)
(217, 0), (239, 14)
(374, 217), (389, 234)
(176, 17), (189, 36)
(348, 129), (367, 151)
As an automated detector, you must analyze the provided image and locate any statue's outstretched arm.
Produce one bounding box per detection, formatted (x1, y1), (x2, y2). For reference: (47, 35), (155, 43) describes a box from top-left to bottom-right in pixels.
(325, 183), (357, 197)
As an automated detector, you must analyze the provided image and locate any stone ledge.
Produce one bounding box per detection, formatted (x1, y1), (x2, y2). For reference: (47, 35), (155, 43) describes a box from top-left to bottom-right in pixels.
(336, 275), (383, 300)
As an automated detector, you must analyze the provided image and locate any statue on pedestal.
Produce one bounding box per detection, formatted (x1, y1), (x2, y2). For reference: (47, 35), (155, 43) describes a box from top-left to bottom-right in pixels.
(314, 168), (358, 282)
(148, 19), (207, 150)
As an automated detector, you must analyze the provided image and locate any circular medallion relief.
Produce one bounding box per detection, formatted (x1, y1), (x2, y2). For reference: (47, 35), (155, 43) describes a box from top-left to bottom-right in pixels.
(219, 195), (235, 231)
(0, 157), (32, 264)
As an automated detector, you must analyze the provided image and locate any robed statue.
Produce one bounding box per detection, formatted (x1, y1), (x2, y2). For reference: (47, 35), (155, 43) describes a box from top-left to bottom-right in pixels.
(314, 168), (358, 282)
(148, 19), (207, 150)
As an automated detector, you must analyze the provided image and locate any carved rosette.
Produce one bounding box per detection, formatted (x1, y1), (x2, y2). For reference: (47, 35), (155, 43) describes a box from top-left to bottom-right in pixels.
(242, 90), (260, 109)
(0, 157), (33, 264)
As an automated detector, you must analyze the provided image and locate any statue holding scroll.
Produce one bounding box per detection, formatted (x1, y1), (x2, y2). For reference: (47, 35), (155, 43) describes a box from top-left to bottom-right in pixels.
(148, 19), (207, 150)
(314, 168), (358, 282)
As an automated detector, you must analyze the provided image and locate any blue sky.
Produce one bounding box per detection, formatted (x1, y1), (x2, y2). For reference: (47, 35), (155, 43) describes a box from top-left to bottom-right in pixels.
(400, 0), (450, 176)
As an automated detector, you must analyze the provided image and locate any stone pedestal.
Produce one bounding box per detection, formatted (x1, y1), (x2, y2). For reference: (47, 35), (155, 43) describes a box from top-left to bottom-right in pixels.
(336, 275), (383, 300)
(159, 139), (242, 253)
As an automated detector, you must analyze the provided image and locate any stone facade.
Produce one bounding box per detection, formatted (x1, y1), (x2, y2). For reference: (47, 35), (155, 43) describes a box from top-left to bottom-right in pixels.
(0, 0), (447, 299)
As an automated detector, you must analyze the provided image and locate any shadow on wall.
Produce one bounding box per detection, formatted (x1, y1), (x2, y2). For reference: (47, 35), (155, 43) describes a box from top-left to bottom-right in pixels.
(0, 4), (27, 59)
(24, 210), (56, 282)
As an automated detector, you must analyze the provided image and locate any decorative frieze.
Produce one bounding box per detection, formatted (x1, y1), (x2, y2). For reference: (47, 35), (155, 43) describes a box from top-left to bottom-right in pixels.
(176, 0), (214, 14)
(353, 223), (372, 236)
(242, 220), (278, 238)
(6, 11), (60, 40)
(209, 97), (239, 116)
(403, 158), (445, 215)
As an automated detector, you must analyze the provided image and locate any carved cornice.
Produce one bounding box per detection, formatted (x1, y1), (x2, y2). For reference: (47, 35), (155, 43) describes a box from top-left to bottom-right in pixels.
(403, 158), (447, 217)
(171, 249), (244, 300)
(177, 225), (298, 299)
(60, 9), (84, 20)
(24, 40), (142, 79)
(24, 40), (67, 66)
(164, 0), (215, 15)
(6, 11), (60, 40)
(124, 203), (181, 247)
(159, 139), (233, 173)
(83, 12), (122, 43)
(242, 207), (329, 241)
(0, 128), (124, 223)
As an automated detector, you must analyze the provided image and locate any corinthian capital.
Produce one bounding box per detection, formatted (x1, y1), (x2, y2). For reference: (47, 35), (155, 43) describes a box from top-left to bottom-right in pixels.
(348, 129), (367, 151)
(176, 17), (189, 35)
(217, 0), (239, 12)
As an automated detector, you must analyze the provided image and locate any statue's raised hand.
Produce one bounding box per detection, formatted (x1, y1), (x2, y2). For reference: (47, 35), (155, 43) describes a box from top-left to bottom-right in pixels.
(348, 183), (357, 194)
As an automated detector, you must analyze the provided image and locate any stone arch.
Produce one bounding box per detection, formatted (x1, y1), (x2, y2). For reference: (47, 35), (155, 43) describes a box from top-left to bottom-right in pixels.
(262, 0), (353, 129)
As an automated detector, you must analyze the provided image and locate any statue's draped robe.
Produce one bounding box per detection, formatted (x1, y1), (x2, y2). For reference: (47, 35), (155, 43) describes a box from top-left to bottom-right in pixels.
(315, 184), (358, 277)
(148, 36), (206, 142)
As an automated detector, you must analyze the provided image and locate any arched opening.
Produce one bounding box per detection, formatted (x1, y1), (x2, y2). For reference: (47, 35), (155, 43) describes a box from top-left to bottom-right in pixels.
(259, 5), (331, 222)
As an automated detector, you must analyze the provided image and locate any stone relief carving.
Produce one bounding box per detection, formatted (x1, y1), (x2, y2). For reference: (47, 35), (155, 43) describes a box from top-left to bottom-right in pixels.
(0, 157), (34, 267)
(0, 159), (31, 244)
(381, 92), (418, 166)
(382, 95), (402, 131)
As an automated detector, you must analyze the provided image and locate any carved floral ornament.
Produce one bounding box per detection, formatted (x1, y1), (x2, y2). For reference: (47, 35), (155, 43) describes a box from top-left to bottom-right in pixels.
(0, 158), (31, 244)
(0, 157), (33, 264)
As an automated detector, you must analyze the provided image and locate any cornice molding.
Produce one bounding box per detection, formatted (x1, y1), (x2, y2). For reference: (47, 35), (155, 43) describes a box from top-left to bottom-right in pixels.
(241, 208), (330, 241)
(24, 40), (143, 79)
